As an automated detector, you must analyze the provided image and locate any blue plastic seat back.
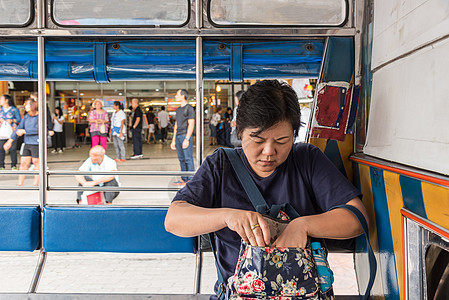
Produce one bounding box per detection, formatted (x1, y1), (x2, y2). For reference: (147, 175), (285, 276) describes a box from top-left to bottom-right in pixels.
(43, 207), (196, 253)
(0, 206), (40, 251)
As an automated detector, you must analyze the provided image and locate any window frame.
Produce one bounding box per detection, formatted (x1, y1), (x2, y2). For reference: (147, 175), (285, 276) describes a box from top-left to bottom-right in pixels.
(0, 0), (34, 28)
(207, 0), (349, 28)
(50, 0), (191, 28)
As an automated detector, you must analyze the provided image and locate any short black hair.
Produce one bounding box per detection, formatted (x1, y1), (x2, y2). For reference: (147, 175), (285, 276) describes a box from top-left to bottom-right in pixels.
(236, 80), (300, 137)
(2, 94), (15, 107)
(179, 89), (188, 100)
(161, 106), (165, 110)
(113, 101), (124, 110)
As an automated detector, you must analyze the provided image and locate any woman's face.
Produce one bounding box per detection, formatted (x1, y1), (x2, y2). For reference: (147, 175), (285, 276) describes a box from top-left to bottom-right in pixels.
(94, 101), (102, 110)
(113, 103), (118, 111)
(241, 120), (294, 177)
(0, 96), (5, 107)
(25, 101), (31, 112)
(55, 108), (60, 115)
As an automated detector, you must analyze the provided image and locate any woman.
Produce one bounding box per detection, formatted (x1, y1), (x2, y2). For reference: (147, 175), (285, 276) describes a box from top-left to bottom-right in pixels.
(209, 107), (221, 146)
(0, 94), (21, 170)
(110, 101), (126, 162)
(165, 80), (368, 299)
(51, 106), (65, 153)
(3, 98), (48, 186)
(88, 99), (109, 150)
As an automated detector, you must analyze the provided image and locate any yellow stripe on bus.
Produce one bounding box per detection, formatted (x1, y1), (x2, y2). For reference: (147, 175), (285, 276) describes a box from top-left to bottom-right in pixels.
(422, 182), (449, 231)
(337, 134), (354, 182)
(383, 171), (405, 300)
(358, 164), (385, 298)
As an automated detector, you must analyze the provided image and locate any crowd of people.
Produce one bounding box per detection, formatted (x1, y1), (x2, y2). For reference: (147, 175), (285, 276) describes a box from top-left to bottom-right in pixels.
(0, 88), (244, 196)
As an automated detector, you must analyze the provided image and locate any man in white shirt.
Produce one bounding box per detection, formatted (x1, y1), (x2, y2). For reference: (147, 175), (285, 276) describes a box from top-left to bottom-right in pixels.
(75, 145), (120, 204)
(157, 105), (170, 143)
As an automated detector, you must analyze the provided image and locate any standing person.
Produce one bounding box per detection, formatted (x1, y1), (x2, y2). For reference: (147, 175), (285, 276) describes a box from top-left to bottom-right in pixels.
(4, 98), (52, 186)
(157, 105), (169, 144)
(0, 94), (21, 170)
(30, 91), (54, 132)
(165, 80), (367, 299)
(209, 106), (221, 146)
(230, 90), (244, 147)
(130, 98), (143, 159)
(110, 101), (126, 162)
(146, 106), (157, 144)
(224, 107), (233, 121)
(88, 99), (109, 150)
(170, 89), (195, 185)
(51, 107), (65, 153)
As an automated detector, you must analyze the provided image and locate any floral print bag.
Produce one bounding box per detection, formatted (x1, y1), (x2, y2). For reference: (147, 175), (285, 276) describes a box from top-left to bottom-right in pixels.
(226, 212), (334, 300)
(222, 148), (335, 300)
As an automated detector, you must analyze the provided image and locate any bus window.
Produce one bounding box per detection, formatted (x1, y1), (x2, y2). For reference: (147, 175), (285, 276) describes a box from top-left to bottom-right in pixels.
(209, 0), (347, 27)
(52, 0), (189, 27)
(0, 0), (32, 27)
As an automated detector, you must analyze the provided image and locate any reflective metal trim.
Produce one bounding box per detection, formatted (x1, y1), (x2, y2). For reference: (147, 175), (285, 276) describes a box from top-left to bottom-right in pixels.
(402, 209), (449, 240)
(402, 208), (449, 300)
(38, 36), (47, 208)
(48, 171), (196, 176)
(28, 251), (47, 293)
(0, 186), (40, 191)
(48, 186), (182, 192)
(351, 153), (449, 188)
(0, 27), (357, 37)
(196, 36), (204, 167)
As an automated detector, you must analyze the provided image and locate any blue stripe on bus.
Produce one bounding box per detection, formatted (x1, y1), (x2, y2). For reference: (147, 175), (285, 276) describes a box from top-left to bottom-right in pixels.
(370, 167), (400, 300)
(399, 175), (427, 219)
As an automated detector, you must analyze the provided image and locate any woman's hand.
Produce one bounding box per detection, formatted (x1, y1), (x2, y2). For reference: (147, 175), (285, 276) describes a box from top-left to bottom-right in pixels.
(224, 209), (271, 247)
(3, 139), (13, 151)
(16, 129), (26, 136)
(273, 217), (309, 248)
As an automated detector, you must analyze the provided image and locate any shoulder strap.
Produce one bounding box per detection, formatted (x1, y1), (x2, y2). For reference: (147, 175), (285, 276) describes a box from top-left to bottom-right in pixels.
(208, 233), (227, 300)
(223, 148), (269, 212)
(209, 148), (270, 300)
(331, 204), (377, 300)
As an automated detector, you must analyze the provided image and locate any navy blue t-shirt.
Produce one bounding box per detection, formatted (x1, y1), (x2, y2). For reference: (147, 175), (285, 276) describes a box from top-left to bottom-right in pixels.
(172, 143), (361, 297)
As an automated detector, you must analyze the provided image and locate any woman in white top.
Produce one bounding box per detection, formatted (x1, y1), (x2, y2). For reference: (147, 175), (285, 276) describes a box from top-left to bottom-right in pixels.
(209, 106), (221, 146)
(51, 107), (65, 153)
(110, 101), (126, 162)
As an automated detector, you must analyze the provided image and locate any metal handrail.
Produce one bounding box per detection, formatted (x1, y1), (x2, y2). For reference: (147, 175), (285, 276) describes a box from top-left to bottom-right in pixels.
(48, 186), (181, 192)
(47, 170), (196, 176)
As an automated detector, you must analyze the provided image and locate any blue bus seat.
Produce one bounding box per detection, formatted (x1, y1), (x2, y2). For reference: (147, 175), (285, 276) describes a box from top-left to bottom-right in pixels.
(0, 206), (40, 252)
(43, 207), (196, 253)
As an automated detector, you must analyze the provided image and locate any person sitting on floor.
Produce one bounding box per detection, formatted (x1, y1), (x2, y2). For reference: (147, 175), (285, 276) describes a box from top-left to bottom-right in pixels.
(75, 145), (120, 204)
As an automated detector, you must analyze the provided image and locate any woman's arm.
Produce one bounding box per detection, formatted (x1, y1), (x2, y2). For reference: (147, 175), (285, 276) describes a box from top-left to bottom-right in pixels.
(165, 201), (271, 246)
(273, 197), (368, 248)
(119, 119), (125, 136)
